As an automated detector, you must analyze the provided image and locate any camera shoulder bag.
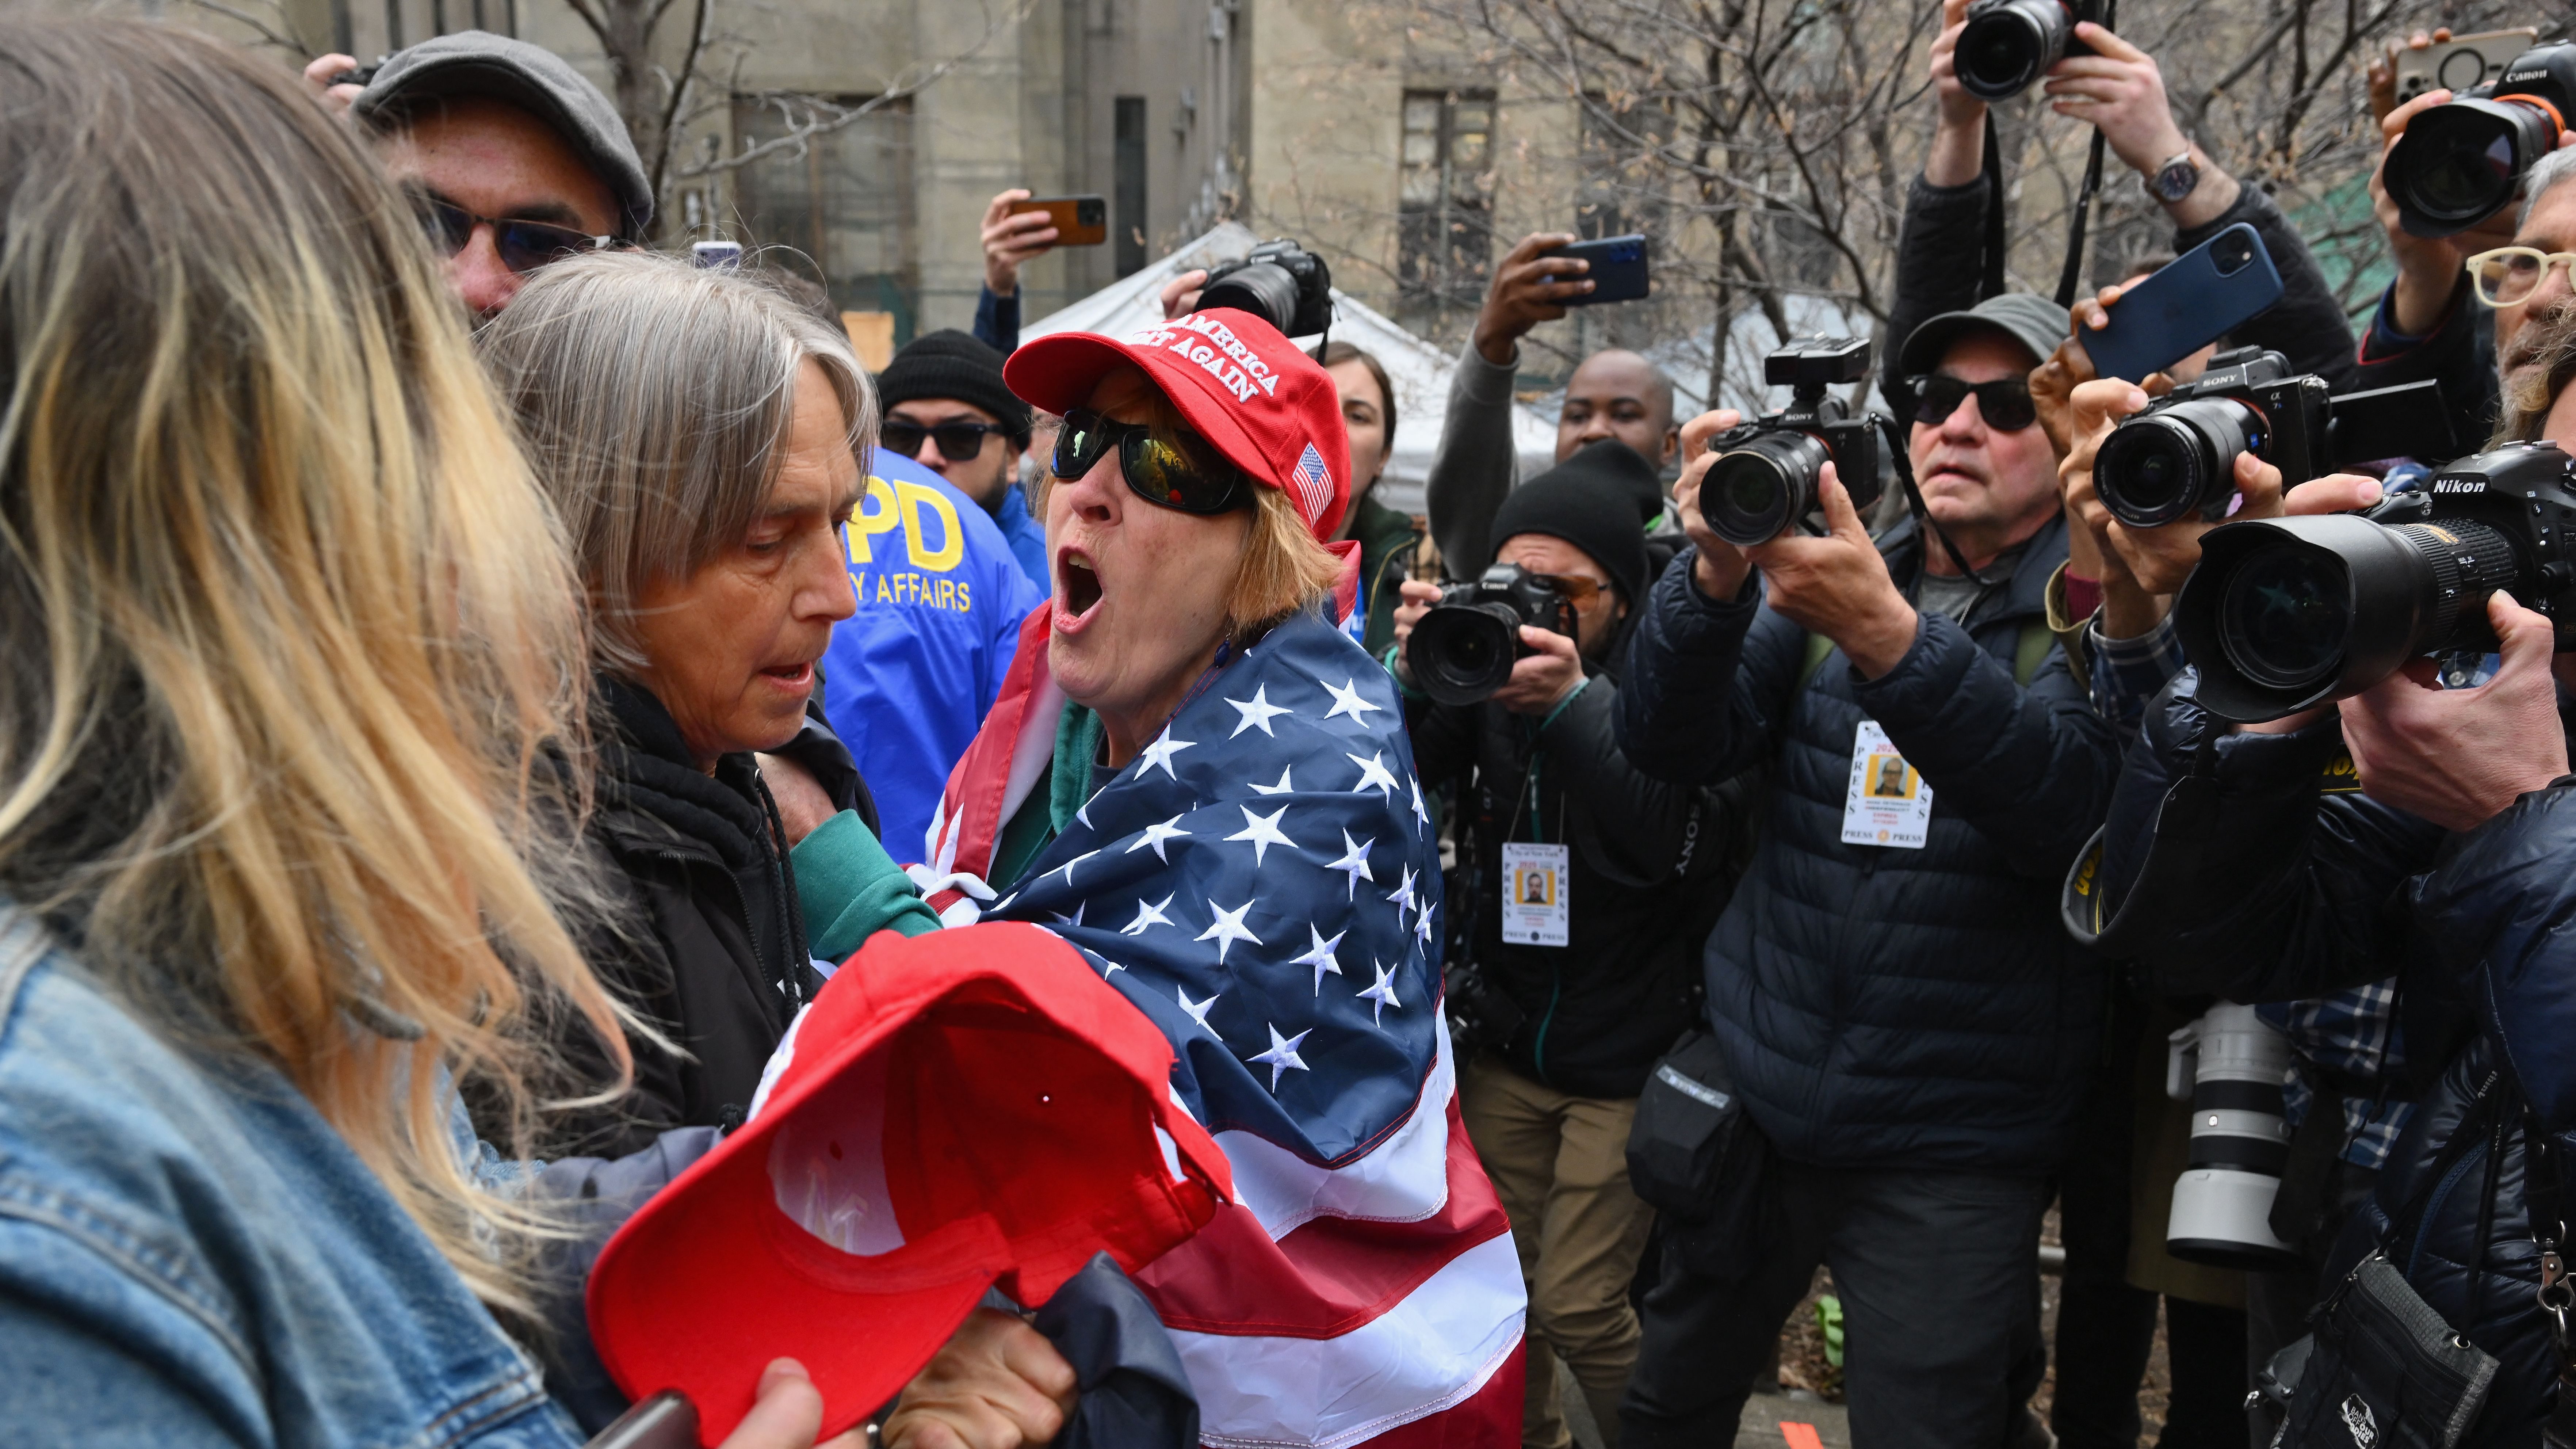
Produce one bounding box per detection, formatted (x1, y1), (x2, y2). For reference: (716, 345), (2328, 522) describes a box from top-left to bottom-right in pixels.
(1625, 1029), (1777, 1281)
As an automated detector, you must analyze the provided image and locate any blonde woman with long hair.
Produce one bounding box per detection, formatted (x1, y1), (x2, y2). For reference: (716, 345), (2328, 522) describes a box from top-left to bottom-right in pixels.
(0, 20), (1065, 1448)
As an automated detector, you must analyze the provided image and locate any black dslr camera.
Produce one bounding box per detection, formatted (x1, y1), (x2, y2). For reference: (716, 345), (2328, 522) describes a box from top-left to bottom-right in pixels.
(2173, 440), (2576, 721)
(1196, 239), (1334, 339)
(1956, 0), (2102, 100)
(2384, 41), (2576, 237)
(1406, 563), (1577, 707)
(1697, 338), (1884, 548)
(2094, 348), (2329, 529)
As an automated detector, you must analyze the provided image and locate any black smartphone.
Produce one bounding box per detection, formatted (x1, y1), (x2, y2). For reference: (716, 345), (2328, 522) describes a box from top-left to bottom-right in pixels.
(584, 1391), (700, 1449)
(1545, 233), (1650, 306)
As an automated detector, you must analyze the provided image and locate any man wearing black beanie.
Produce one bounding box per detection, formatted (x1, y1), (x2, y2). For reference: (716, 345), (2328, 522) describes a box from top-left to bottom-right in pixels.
(877, 329), (1046, 588)
(1388, 447), (1756, 1449)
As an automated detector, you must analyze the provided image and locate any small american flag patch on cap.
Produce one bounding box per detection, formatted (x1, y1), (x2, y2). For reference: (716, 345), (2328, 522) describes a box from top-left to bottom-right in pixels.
(1289, 441), (1335, 524)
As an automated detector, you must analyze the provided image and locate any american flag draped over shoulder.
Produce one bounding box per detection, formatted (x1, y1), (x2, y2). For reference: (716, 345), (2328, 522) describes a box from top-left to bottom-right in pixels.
(914, 605), (1524, 1449)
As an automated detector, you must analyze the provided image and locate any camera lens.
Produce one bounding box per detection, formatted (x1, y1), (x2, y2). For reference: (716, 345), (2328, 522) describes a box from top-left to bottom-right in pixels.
(1407, 603), (1525, 706)
(2093, 400), (2256, 529)
(1956, 0), (2069, 101)
(1196, 261), (1303, 337)
(1701, 431), (1830, 547)
(2387, 99), (2554, 235)
(2217, 547), (2348, 691)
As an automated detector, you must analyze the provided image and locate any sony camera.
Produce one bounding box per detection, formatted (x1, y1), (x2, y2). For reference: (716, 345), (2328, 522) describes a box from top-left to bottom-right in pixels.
(1406, 563), (1578, 707)
(1697, 337), (1885, 548)
(2172, 439), (2576, 721)
(2094, 348), (2330, 529)
(1955, 0), (2102, 101)
(1196, 239), (1335, 339)
(2383, 40), (2576, 237)
(2165, 1005), (2302, 1270)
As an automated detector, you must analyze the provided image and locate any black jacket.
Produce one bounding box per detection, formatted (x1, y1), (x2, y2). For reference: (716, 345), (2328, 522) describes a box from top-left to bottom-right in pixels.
(2355, 280), (2501, 445)
(1615, 516), (2119, 1173)
(2093, 674), (2576, 1446)
(1880, 169), (2361, 427)
(545, 678), (828, 1157)
(1404, 639), (1755, 1098)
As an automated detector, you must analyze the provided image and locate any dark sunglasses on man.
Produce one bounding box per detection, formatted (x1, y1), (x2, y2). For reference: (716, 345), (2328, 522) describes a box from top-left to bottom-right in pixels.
(412, 192), (623, 275)
(1907, 373), (2038, 433)
(1051, 407), (1248, 514)
(883, 417), (1016, 462)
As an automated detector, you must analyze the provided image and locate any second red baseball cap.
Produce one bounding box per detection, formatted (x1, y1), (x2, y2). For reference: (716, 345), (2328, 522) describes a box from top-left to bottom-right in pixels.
(1004, 306), (1352, 539)
(585, 922), (1232, 1444)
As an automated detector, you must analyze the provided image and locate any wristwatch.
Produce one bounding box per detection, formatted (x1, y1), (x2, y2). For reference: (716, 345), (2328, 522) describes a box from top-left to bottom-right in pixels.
(2145, 149), (2201, 204)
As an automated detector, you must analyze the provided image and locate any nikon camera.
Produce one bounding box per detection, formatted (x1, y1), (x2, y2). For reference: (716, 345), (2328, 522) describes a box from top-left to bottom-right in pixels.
(2094, 348), (2329, 529)
(2383, 41), (2576, 237)
(1697, 337), (1885, 548)
(1195, 239), (1335, 339)
(1955, 0), (2103, 100)
(2172, 439), (2576, 721)
(1405, 563), (1578, 707)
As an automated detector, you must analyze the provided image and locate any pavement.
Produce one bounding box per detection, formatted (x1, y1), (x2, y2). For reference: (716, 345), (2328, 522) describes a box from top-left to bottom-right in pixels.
(1555, 1364), (1850, 1449)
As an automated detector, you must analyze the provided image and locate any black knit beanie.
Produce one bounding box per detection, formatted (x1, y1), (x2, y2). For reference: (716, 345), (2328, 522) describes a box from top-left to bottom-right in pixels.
(1489, 440), (1657, 606)
(877, 330), (1033, 445)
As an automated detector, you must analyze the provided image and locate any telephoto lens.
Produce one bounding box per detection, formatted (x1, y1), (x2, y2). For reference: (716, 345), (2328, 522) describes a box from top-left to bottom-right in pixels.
(1702, 432), (1834, 548)
(1955, 0), (2091, 101)
(2092, 398), (2262, 529)
(2165, 1004), (2302, 1271)
(2382, 42), (2576, 238)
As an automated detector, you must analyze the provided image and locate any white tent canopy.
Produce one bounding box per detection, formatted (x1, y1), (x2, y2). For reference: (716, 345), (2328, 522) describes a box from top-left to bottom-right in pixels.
(1021, 223), (1557, 517)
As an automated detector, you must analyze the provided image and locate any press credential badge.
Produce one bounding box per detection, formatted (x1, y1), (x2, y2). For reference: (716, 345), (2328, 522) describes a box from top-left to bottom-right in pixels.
(1499, 842), (1570, 946)
(1843, 719), (1931, 849)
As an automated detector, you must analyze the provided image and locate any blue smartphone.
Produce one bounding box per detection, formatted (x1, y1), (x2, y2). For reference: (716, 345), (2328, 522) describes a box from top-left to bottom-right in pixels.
(1546, 233), (1649, 306)
(2083, 223), (2284, 385)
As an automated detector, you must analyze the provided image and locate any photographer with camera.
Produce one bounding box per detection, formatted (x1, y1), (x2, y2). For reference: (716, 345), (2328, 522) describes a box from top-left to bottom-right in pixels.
(2069, 314), (2576, 1444)
(1610, 305), (2120, 1448)
(1388, 440), (1754, 1449)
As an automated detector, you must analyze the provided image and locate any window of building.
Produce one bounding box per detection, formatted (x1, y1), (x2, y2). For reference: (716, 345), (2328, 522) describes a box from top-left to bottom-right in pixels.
(1115, 96), (1149, 278)
(729, 94), (918, 343)
(1398, 89), (1496, 314)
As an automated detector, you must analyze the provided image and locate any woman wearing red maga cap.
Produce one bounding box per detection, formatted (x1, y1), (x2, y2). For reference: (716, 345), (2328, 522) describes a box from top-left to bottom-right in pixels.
(910, 308), (1528, 1449)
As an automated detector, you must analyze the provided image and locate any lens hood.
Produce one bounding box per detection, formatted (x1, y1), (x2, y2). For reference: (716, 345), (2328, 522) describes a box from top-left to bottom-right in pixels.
(2174, 515), (2452, 721)
(2387, 97), (2555, 237)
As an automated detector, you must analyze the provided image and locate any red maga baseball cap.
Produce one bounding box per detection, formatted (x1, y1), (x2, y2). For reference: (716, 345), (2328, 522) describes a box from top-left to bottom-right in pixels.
(1005, 306), (1352, 539)
(585, 923), (1232, 1444)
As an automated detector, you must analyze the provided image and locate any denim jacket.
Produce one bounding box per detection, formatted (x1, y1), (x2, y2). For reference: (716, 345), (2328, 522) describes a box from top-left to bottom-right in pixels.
(0, 905), (588, 1448)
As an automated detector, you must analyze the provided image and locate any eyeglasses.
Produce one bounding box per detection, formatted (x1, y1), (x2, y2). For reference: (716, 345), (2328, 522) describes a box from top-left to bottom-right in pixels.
(2466, 247), (2576, 308)
(1532, 572), (1607, 606)
(412, 194), (622, 275)
(883, 417), (1014, 462)
(1908, 374), (2038, 432)
(1051, 407), (1249, 514)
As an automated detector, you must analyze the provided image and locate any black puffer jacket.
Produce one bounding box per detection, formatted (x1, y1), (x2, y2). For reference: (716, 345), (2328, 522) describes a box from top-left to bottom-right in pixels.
(1615, 515), (2119, 1173)
(1404, 635), (1757, 1098)
(2091, 673), (2576, 1446)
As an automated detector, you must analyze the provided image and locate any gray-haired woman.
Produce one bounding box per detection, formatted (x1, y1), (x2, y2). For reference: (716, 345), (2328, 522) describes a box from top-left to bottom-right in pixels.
(478, 252), (938, 1156)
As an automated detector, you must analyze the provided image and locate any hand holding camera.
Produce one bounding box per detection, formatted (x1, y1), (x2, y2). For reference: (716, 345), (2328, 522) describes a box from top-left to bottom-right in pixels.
(2040, 24), (2234, 222)
(1394, 574), (1586, 714)
(2338, 589), (2570, 832)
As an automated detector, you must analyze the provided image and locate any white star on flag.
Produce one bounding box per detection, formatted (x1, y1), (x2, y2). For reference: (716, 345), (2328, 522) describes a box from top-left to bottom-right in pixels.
(1126, 814), (1191, 862)
(1410, 776), (1432, 831)
(1224, 803), (1297, 866)
(1320, 677), (1384, 723)
(1121, 892), (1176, 936)
(1051, 850), (1101, 887)
(1137, 731), (1196, 779)
(1415, 900), (1436, 947)
(1249, 1022), (1312, 1091)
(1290, 925), (1346, 994)
(1047, 900), (1086, 928)
(1197, 899), (1263, 964)
(1177, 986), (1220, 1032)
(1249, 765), (1296, 796)
(1358, 961), (1402, 1026)
(1227, 685), (1293, 738)
(1346, 751), (1400, 798)
(1328, 830), (1376, 899)
(1386, 865), (1417, 919)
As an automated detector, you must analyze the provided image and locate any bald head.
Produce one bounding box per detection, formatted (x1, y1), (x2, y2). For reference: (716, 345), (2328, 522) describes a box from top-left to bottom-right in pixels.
(1558, 348), (1679, 469)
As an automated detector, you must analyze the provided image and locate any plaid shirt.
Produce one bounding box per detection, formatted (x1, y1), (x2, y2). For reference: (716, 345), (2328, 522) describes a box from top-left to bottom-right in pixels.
(2085, 612), (2190, 735)
(2259, 980), (2414, 1170)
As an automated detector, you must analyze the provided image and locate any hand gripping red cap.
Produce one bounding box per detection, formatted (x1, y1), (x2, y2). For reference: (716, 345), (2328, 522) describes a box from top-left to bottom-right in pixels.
(584, 923), (1232, 1443)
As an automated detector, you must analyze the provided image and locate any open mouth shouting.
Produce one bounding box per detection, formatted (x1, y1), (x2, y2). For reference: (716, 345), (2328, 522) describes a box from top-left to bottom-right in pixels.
(1057, 546), (1104, 631)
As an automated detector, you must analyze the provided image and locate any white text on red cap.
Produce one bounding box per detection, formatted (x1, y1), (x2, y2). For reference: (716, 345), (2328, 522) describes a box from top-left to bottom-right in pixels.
(1131, 313), (1283, 404)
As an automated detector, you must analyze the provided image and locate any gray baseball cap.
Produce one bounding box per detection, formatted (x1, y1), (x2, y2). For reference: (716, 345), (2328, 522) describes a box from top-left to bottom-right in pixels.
(353, 30), (653, 240)
(1896, 292), (2071, 377)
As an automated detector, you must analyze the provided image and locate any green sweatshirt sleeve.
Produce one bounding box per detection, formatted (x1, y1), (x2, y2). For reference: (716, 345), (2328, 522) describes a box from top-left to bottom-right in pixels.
(791, 810), (941, 961)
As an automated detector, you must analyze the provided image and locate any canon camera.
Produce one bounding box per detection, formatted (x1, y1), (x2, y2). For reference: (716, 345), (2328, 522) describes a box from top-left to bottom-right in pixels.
(1405, 563), (1578, 707)
(2094, 348), (2330, 529)
(1955, 0), (2103, 100)
(1195, 239), (1335, 339)
(2383, 40), (2576, 237)
(2172, 439), (2576, 721)
(1697, 338), (1886, 548)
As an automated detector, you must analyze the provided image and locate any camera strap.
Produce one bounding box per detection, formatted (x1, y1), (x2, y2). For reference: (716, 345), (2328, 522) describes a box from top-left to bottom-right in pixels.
(1980, 113), (2007, 302)
(2050, 0), (2116, 308)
